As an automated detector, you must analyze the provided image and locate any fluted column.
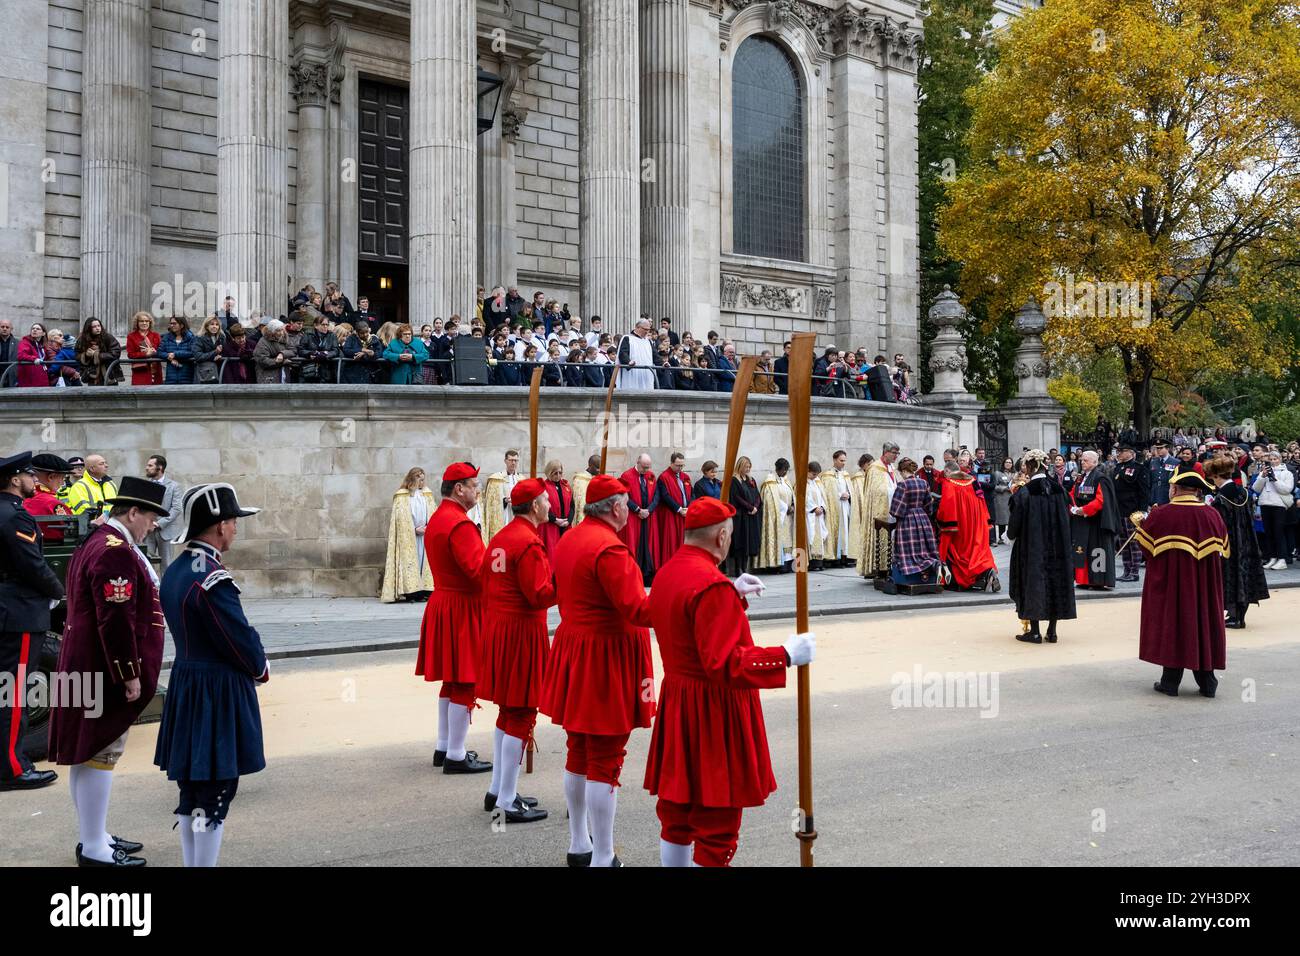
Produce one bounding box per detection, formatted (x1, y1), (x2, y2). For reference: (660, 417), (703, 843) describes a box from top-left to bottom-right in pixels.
(410, 0), (477, 325)
(291, 59), (331, 293)
(80, 0), (151, 337)
(580, 0), (641, 326)
(479, 109), (521, 291)
(217, 0), (289, 317)
(639, 0), (689, 327)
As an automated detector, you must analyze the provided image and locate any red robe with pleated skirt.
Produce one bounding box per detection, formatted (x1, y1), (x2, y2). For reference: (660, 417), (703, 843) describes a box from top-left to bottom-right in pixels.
(540, 516), (655, 735)
(936, 473), (996, 587)
(643, 545), (786, 808)
(477, 519), (556, 707)
(1135, 498), (1229, 671)
(415, 499), (486, 683)
(649, 469), (693, 568)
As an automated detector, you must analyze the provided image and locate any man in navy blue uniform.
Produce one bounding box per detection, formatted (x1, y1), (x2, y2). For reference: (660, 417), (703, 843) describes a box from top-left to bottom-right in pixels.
(155, 483), (268, 867)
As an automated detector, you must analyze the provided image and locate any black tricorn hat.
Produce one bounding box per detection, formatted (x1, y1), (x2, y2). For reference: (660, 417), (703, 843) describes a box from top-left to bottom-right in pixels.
(104, 476), (170, 516)
(31, 453), (72, 474)
(170, 483), (259, 543)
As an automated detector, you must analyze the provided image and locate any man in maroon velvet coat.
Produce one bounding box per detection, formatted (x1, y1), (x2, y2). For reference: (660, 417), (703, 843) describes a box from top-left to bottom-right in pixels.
(1133, 469), (1229, 698)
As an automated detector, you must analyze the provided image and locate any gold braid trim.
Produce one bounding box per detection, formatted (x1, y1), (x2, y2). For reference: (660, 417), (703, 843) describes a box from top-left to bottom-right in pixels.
(1134, 528), (1230, 560)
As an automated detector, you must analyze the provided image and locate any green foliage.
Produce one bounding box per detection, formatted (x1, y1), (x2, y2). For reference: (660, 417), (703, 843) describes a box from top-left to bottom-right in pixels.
(1258, 404), (1300, 444)
(1047, 373), (1102, 435)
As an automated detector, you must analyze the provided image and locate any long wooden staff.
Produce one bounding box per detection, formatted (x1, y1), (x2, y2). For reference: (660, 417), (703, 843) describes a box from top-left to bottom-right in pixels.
(787, 332), (817, 867)
(721, 356), (760, 502)
(598, 364), (621, 474)
(526, 365), (542, 773)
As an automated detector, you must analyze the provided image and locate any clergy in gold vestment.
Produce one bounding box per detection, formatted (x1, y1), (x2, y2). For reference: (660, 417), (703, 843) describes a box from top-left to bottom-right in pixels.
(380, 468), (437, 603)
(857, 444), (900, 578)
(818, 450), (854, 565)
(848, 454), (872, 562)
(480, 449), (523, 545)
(570, 454), (601, 528)
(758, 460), (795, 571)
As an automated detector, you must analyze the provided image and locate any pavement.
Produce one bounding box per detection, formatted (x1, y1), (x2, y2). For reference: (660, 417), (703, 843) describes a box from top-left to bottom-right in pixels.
(6, 591), (1298, 866)
(215, 546), (1300, 665)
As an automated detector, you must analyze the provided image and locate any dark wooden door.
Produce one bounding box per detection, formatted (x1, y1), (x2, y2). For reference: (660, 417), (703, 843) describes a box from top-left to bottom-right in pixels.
(358, 80), (409, 264)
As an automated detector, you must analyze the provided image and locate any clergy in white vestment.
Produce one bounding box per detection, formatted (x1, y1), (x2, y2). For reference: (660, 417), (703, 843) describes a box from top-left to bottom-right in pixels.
(806, 463), (830, 568)
(615, 317), (657, 391)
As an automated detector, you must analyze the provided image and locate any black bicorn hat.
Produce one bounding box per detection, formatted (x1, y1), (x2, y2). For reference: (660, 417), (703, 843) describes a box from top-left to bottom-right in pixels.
(104, 475), (171, 516)
(170, 483), (259, 543)
(30, 453), (72, 474)
(1170, 465), (1214, 492)
(0, 451), (34, 482)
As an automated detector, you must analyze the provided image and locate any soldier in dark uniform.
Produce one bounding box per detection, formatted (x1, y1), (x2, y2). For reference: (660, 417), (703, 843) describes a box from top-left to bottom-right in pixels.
(0, 452), (65, 791)
(156, 483), (268, 867)
(50, 475), (169, 867)
(1112, 444), (1151, 582)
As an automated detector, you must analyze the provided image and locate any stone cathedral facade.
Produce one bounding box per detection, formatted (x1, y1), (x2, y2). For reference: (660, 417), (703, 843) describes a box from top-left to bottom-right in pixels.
(4, 0), (926, 363)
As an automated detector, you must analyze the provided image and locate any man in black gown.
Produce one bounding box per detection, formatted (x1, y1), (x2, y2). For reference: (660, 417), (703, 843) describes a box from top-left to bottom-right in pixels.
(1008, 450), (1077, 644)
(1206, 453), (1268, 628)
(1069, 450), (1122, 589)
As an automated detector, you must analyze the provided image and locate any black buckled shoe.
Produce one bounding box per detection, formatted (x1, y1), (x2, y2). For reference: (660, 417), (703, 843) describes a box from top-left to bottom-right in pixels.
(567, 851), (592, 867)
(504, 801), (549, 824)
(1016, 631), (1042, 644)
(0, 769), (58, 791)
(443, 752), (492, 774)
(76, 836), (143, 857)
(1224, 617), (1245, 630)
(484, 792), (540, 812)
(76, 846), (147, 868)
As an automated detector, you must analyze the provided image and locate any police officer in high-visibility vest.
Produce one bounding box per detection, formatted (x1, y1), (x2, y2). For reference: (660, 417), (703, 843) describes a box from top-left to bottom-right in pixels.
(0, 452), (65, 791)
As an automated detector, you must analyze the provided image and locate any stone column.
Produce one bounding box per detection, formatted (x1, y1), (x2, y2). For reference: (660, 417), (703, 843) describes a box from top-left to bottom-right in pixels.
(80, 0), (152, 337)
(580, 0), (641, 326)
(921, 285), (985, 451)
(478, 109), (521, 292)
(1004, 298), (1064, 454)
(291, 60), (332, 293)
(217, 0), (289, 317)
(410, 0), (477, 326)
(639, 0), (689, 326)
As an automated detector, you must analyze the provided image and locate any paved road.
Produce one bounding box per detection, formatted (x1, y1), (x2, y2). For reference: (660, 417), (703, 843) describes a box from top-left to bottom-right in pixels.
(6, 593), (1296, 867)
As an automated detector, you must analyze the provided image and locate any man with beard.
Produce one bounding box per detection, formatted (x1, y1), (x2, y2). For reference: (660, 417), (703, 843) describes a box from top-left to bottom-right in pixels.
(1135, 469), (1229, 697)
(1112, 445), (1151, 582)
(1008, 450), (1077, 644)
(619, 454), (657, 584)
(1069, 450), (1121, 590)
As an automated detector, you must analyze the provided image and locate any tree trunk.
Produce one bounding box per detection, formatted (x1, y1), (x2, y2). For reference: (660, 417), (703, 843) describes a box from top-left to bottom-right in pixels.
(1131, 370), (1153, 440)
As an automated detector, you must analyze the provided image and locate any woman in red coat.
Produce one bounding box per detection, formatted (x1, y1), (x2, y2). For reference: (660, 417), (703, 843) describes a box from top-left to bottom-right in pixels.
(126, 311), (163, 386)
(644, 497), (813, 866)
(539, 460), (574, 559)
(16, 323), (49, 387)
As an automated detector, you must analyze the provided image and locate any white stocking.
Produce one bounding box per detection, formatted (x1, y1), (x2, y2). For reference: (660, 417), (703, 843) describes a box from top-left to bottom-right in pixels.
(496, 735), (525, 809)
(436, 695), (451, 751)
(564, 770), (592, 855)
(660, 839), (692, 867)
(75, 766), (114, 863)
(446, 704), (471, 762)
(192, 820), (224, 867)
(176, 814), (195, 867)
(585, 780), (618, 867)
(488, 726), (505, 796)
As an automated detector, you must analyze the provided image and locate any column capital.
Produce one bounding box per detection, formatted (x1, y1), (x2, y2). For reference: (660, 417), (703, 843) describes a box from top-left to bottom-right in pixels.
(290, 57), (342, 108)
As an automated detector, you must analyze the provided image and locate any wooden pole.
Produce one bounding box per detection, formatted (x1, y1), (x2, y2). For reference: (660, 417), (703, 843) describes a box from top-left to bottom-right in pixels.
(721, 356), (759, 503)
(787, 332), (817, 867)
(526, 364), (543, 774)
(599, 364), (621, 474)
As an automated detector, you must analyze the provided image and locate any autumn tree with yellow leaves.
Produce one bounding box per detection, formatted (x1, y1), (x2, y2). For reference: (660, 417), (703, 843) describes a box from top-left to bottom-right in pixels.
(938, 0), (1300, 437)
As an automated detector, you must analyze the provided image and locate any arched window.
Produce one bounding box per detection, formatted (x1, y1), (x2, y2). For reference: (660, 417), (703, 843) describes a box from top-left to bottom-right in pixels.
(732, 36), (806, 262)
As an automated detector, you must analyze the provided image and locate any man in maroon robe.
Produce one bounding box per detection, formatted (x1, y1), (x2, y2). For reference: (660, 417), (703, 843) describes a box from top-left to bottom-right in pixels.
(650, 452), (693, 569)
(1135, 469), (1229, 697)
(619, 454), (656, 584)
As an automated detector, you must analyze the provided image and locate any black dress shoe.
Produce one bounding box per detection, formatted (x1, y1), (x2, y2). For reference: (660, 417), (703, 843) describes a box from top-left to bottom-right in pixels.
(1225, 618), (1245, 629)
(1016, 631), (1042, 644)
(1119, 573), (1139, 583)
(77, 847), (147, 868)
(484, 792), (540, 811)
(76, 836), (144, 856)
(1153, 682), (1179, 697)
(504, 802), (549, 824)
(0, 769), (58, 791)
(443, 753), (492, 774)
(567, 851), (592, 867)
(1045, 629), (1058, 644)
(433, 750), (446, 767)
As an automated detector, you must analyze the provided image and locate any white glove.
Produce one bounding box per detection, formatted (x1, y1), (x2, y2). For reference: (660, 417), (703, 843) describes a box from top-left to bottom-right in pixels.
(784, 632), (816, 666)
(733, 573), (766, 598)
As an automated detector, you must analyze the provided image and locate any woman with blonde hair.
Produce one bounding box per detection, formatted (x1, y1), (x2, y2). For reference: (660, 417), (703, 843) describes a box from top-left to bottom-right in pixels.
(380, 467), (437, 603)
(726, 455), (762, 575)
(193, 315), (225, 383)
(539, 459), (573, 559)
(126, 311), (162, 385)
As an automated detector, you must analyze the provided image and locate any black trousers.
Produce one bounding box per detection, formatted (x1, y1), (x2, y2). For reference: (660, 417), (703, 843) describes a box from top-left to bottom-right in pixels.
(1158, 666), (1218, 695)
(1260, 505), (1289, 560)
(0, 631), (35, 779)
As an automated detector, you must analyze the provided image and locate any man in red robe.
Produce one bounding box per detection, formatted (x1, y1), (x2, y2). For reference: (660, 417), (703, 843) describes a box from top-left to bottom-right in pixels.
(936, 462), (999, 590)
(619, 453), (656, 584)
(644, 497), (814, 866)
(540, 474), (654, 868)
(416, 462), (492, 774)
(23, 454), (73, 542)
(650, 451), (692, 568)
(478, 477), (555, 823)
(50, 475), (169, 866)
(1135, 469), (1229, 697)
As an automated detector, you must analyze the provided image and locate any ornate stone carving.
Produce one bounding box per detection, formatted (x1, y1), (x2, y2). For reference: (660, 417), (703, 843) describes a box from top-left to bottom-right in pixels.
(930, 351), (969, 374)
(709, 2), (921, 65)
(290, 57), (342, 107)
(500, 108), (524, 140)
(720, 273), (814, 314)
(814, 285), (833, 318)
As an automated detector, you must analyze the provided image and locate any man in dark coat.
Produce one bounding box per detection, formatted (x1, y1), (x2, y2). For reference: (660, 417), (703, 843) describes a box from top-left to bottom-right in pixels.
(50, 476), (169, 867)
(1148, 439), (1178, 506)
(156, 483), (268, 866)
(1008, 450), (1077, 644)
(1134, 469), (1229, 697)
(1112, 445), (1151, 582)
(773, 341), (791, 395)
(1206, 453), (1268, 628)
(1069, 450), (1122, 589)
(0, 452), (65, 791)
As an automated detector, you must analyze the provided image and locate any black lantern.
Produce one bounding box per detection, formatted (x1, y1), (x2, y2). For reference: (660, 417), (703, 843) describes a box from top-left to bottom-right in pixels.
(477, 67), (504, 135)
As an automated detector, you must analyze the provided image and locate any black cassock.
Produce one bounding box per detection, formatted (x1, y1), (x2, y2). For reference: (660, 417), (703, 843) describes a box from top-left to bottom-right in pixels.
(1070, 469), (1121, 587)
(727, 476), (763, 568)
(1211, 481), (1269, 611)
(1008, 476), (1077, 621)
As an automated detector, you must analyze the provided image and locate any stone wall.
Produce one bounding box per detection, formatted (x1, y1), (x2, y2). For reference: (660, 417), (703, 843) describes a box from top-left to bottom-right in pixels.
(5, 385), (962, 598)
